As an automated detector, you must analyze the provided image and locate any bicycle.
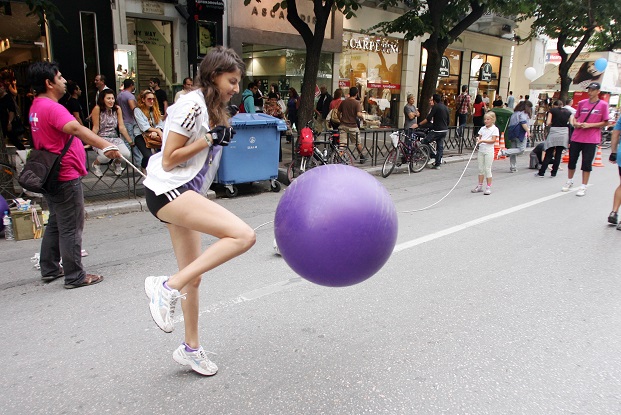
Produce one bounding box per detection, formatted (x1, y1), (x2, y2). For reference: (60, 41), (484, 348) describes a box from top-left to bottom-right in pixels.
(0, 160), (21, 200)
(287, 123), (354, 182)
(601, 126), (612, 149)
(381, 129), (431, 178)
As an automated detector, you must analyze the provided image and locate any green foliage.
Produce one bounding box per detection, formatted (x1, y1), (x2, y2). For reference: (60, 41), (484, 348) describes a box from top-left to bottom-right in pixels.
(25, 0), (67, 32)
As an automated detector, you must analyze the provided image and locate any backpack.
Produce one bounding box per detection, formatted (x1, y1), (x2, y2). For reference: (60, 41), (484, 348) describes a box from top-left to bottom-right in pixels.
(239, 95), (251, 113)
(298, 126), (314, 157)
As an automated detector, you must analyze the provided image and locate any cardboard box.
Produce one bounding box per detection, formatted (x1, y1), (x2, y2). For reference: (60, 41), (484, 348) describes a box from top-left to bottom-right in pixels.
(10, 206), (43, 241)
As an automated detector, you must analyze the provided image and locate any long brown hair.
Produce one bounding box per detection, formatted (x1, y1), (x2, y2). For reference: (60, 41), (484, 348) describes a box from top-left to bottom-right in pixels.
(97, 89), (118, 113)
(137, 89), (162, 124)
(195, 46), (245, 127)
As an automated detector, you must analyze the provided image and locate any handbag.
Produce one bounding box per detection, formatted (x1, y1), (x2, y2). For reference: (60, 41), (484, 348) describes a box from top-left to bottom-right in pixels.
(18, 136), (75, 194)
(11, 115), (26, 136)
(330, 106), (341, 126)
(143, 132), (162, 149)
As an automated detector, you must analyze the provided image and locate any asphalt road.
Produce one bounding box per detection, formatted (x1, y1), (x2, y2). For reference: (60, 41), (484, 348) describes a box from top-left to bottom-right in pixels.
(1, 151), (620, 415)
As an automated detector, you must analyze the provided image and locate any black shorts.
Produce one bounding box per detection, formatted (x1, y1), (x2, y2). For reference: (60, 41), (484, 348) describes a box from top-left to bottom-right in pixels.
(145, 186), (189, 222)
(568, 141), (597, 172)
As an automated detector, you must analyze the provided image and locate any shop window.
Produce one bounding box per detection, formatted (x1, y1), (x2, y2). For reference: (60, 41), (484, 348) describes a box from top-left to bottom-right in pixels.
(80, 12), (100, 112)
(470, 52), (502, 102)
(419, 48), (463, 120)
(241, 44), (332, 98)
(340, 32), (404, 127)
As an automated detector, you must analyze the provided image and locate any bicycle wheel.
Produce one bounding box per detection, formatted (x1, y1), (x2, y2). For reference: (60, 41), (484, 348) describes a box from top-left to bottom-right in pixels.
(0, 162), (19, 199)
(287, 155), (311, 182)
(381, 148), (400, 178)
(328, 147), (354, 166)
(410, 144), (431, 173)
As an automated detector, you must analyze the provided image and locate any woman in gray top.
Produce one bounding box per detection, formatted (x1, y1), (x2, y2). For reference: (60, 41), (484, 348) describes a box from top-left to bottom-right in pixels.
(536, 100), (572, 177)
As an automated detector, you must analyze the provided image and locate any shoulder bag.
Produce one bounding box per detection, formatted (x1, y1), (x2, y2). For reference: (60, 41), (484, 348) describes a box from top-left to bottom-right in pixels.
(18, 136), (75, 194)
(143, 114), (162, 149)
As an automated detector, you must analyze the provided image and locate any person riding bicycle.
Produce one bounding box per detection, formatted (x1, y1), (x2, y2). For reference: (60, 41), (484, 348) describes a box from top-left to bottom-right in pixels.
(414, 93), (449, 169)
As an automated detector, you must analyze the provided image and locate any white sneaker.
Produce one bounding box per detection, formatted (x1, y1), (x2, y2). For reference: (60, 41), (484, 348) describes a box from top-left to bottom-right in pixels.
(471, 185), (483, 193)
(484, 186), (492, 195)
(173, 344), (218, 376)
(576, 186), (587, 197)
(114, 162), (123, 176)
(145, 276), (185, 333)
(92, 162), (103, 177)
(561, 181), (573, 192)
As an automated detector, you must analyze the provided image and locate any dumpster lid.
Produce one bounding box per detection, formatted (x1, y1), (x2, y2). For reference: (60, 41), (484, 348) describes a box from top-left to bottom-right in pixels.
(231, 113), (288, 130)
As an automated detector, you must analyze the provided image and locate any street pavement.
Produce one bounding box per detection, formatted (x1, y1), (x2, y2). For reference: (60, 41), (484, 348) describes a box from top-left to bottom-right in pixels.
(1, 149), (620, 414)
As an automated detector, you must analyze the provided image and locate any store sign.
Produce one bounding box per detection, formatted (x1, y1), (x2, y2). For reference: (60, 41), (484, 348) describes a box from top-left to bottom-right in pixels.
(196, 0), (225, 9)
(367, 82), (400, 89)
(479, 62), (492, 82)
(231, 0), (332, 38)
(347, 37), (399, 54)
(338, 79), (351, 88)
(142, 1), (165, 15)
(439, 56), (450, 77)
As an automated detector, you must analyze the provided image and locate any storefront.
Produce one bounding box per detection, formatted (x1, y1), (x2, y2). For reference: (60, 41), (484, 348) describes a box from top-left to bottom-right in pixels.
(419, 48), (463, 110)
(228, 0), (343, 104)
(339, 32), (404, 127)
(469, 52), (502, 101)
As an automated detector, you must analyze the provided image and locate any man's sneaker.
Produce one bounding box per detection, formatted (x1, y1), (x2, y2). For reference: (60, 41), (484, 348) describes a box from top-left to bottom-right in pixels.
(509, 167), (517, 173)
(608, 211), (618, 225)
(173, 344), (218, 376)
(484, 186), (492, 195)
(576, 186), (587, 197)
(92, 162), (103, 178)
(114, 162), (123, 176)
(145, 276), (185, 333)
(431, 164), (440, 170)
(534, 173), (545, 178)
(359, 157), (366, 164)
(471, 184), (483, 193)
(561, 181), (573, 192)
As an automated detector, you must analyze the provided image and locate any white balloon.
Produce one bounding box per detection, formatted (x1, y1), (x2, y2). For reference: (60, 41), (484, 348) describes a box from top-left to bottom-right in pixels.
(524, 67), (537, 82)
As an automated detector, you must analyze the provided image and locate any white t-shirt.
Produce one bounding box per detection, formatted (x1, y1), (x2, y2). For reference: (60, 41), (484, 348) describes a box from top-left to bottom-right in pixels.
(478, 124), (499, 154)
(144, 89), (215, 195)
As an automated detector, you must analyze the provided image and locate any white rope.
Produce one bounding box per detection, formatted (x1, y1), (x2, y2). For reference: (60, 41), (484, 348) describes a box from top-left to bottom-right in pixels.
(118, 154), (147, 178)
(400, 145), (478, 213)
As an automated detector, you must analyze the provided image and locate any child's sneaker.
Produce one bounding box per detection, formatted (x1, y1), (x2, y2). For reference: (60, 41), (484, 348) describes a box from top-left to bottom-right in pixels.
(145, 276), (185, 333)
(484, 186), (492, 195)
(471, 184), (483, 193)
(561, 180), (573, 192)
(173, 344), (218, 376)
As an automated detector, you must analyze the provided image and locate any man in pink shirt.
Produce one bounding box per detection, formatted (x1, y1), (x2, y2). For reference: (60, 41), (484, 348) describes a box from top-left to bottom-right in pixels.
(29, 62), (121, 288)
(562, 82), (609, 197)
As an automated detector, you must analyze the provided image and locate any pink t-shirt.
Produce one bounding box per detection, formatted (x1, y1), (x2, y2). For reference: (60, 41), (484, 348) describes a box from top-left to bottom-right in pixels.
(571, 99), (609, 144)
(30, 97), (87, 181)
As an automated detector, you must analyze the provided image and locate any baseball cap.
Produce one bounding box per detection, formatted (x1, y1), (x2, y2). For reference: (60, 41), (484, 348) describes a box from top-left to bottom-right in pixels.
(586, 82), (601, 90)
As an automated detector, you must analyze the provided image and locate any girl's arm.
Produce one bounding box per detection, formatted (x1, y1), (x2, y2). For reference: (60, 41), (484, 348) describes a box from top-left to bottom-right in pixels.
(546, 112), (553, 126)
(91, 107), (100, 135)
(161, 131), (212, 172)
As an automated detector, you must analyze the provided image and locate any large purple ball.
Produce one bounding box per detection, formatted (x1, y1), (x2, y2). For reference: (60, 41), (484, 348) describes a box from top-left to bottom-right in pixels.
(275, 164), (398, 287)
(0, 195), (8, 232)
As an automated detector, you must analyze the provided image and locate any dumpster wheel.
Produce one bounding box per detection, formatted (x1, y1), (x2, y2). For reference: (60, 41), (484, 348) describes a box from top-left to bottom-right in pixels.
(270, 180), (281, 193)
(224, 185), (238, 198)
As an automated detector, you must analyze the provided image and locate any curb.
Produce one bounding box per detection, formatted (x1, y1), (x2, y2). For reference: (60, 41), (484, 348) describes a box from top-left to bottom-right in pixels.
(84, 189), (217, 219)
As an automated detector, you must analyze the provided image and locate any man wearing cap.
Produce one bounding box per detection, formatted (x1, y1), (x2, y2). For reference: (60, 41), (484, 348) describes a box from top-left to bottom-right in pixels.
(562, 82), (609, 196)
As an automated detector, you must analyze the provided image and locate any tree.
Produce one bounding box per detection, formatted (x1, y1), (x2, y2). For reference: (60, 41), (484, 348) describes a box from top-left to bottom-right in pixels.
(370, 0), (533, 115)
(244, 0), (361, 128)
(25, 0), (67, 31)
(527, 0), (621, 102)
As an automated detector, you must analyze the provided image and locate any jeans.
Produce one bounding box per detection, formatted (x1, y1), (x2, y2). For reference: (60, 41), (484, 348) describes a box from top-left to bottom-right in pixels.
(457, 113), (467, 137)
(40, 179), (86, 285)
(423, 130), (446, 166)
(505, 138), (526, 170)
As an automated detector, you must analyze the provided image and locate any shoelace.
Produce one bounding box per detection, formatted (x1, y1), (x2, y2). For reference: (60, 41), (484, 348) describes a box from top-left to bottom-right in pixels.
(169, 291), (187, 315)
(196, 348), (217, 359)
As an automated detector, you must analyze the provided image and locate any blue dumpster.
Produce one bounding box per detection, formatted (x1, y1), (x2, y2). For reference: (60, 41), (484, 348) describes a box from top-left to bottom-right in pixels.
(217, 113), (287, 197)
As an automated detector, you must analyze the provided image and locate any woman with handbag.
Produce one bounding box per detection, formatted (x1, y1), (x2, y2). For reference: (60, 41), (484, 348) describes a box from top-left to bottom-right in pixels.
(143, 46), (255, 376)
(133, 89), (164, 171)
(90, 89), (133, 176)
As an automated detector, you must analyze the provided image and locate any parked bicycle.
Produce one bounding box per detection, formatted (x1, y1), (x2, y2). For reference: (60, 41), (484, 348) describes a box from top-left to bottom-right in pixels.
(287, 122), (354, 182)
(0, 160), (21, 199)
(381, 129), (431, 178)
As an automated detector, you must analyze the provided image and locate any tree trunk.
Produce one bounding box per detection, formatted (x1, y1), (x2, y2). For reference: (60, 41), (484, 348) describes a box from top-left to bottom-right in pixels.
(419, 37), (448, 116)
(298, 41), (322, 129)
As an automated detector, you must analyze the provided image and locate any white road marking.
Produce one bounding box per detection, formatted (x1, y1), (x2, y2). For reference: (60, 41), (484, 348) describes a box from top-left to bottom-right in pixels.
(394, 189), (577, 253)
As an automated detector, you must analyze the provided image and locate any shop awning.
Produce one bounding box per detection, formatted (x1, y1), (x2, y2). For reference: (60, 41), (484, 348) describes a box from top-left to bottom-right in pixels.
(530, 51), (621, 94)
